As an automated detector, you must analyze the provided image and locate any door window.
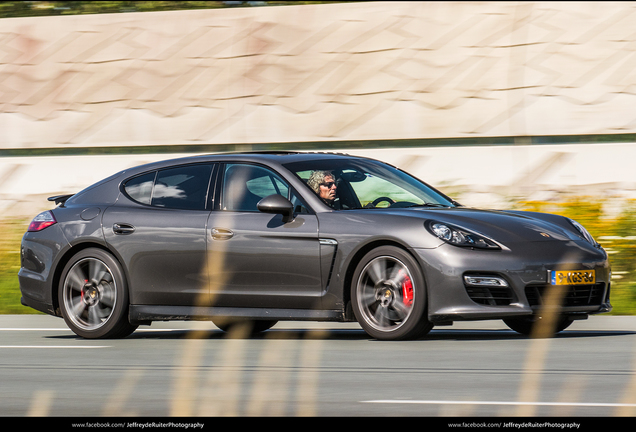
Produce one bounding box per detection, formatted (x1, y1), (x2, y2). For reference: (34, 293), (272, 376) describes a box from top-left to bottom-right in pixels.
(222, 164), (308, 213)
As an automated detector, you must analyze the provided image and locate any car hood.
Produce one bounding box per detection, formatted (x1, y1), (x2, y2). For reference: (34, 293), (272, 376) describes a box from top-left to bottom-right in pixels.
(369, 206), (586, 244)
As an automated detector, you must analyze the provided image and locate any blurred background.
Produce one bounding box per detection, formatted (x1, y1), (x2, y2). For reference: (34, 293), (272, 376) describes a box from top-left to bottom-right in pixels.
(1, 1), (636, 313)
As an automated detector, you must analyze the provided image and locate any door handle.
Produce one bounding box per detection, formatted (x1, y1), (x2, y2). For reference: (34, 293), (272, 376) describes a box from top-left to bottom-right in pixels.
(113, 223), (135, 235)
(211, 228), (234, 240)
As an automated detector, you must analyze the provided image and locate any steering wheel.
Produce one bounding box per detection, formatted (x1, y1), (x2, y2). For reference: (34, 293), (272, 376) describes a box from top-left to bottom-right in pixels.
(370, 196), (395, 208)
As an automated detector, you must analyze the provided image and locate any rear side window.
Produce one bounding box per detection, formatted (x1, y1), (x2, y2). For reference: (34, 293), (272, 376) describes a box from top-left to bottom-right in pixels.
(124, 172), (156, 205)
(123, 164), (213, 210)
(152, 165), (213, 210)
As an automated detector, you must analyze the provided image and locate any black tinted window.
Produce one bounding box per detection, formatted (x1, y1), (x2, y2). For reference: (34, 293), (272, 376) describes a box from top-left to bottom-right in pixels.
(123, 172), (156, 205)
(151, 164), (213, 210)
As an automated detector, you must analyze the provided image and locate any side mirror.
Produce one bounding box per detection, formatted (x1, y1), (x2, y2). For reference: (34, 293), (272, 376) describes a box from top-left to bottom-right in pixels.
(257, 194), (294, 223)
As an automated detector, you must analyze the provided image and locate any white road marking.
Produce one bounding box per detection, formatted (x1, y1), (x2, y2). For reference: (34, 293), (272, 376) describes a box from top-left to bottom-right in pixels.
(0, 345), (109, 349)
(361, 399), (636, 407)
(0, 328), (184, 332)
(0, 328), (71, 331)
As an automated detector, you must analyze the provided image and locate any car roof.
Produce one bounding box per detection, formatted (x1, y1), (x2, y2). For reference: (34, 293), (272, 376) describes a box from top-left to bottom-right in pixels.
(118, 151), (376, 177)
(65, 151), (370, 208)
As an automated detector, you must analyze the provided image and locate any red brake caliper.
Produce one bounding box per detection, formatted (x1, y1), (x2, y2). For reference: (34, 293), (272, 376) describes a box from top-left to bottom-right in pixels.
(81, 279), (88, 302)
(401, 272), (414, 306)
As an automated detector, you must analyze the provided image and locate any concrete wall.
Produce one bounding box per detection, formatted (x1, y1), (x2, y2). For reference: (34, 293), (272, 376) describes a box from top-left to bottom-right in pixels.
(3, 1), (636, 149)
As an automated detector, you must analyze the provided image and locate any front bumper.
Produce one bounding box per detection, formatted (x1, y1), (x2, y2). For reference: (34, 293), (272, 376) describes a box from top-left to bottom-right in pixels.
(413, 240), (611, 324)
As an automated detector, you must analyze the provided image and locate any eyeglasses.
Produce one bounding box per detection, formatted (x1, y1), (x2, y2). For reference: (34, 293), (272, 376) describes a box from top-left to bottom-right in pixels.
(320, 181), (336, 188)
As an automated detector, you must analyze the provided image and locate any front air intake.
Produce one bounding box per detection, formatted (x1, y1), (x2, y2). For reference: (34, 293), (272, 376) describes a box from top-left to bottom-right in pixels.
(463, 274), (514, 306)
(524, 283), (606, 307)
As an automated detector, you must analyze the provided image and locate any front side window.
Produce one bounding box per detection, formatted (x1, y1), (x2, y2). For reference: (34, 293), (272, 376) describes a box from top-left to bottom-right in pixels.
(222, 163), (308, 213)
(284, 158), (455, 210)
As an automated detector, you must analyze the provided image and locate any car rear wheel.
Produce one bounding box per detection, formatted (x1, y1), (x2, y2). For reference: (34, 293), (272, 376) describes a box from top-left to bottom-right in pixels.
(212, 318), (278, 336)
(503, 315), (573, 337)
(351, 246), (433, 340)
(59, 248), (137, 339)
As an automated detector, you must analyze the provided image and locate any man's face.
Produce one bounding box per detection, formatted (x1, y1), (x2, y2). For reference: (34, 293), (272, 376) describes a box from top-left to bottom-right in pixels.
(319, 175), (337, 202)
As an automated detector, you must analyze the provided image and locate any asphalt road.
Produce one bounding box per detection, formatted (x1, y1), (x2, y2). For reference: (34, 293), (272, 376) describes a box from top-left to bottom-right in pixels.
(1, 314), (636, 418)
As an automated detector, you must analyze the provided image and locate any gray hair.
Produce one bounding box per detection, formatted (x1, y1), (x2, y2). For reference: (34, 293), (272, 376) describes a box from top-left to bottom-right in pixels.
(307, 170), (334, 194)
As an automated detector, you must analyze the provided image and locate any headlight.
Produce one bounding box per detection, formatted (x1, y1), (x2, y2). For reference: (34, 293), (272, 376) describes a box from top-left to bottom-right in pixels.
(426, 221), (500, 250)
(568, 218), (599, 247)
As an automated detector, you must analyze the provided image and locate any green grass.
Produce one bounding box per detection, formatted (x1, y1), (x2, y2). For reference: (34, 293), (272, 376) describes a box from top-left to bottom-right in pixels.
(0, 219), (31, 314)
(2, 197), (636, 314)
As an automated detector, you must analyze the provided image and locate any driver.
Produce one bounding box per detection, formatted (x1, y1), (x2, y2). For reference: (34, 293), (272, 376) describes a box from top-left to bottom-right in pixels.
(307, 170), (339, 208)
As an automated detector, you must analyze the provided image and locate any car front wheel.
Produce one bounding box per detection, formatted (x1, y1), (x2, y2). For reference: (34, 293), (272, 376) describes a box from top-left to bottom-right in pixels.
(59, 248), (137, 339)
(351, 246), (433, 341)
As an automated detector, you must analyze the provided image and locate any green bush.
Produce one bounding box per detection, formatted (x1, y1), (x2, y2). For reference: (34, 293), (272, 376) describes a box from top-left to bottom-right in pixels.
(515, 197), (636, 315)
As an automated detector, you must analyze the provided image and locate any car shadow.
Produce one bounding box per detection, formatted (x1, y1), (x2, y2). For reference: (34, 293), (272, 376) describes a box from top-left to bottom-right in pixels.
(46, 327), (636, 341)
(424, 328), (636, 341)
(128, 327), (370, 340)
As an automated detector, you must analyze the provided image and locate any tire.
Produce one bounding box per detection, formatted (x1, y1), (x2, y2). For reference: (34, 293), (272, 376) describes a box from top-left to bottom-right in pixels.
(503, 315), (573, 337)
(58, 248), (137, 339)
(212, 318), (277, 336)
(351, 246), (433, 341)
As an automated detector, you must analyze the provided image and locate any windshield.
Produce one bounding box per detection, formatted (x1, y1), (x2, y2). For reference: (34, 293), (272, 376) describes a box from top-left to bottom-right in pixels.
(283, 158), (456, 210)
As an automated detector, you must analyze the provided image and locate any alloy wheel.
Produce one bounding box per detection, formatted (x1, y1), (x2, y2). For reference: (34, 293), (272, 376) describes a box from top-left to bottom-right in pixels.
(356, 255), (416, 333)
(62, 257), (117, 331)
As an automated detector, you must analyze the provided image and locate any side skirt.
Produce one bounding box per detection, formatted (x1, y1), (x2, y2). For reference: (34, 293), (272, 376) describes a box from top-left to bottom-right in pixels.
(129, 305), (346, 325)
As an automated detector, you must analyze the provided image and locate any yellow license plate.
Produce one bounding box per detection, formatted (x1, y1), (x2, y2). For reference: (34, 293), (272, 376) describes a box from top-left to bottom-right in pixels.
(550, 270), (595, 285)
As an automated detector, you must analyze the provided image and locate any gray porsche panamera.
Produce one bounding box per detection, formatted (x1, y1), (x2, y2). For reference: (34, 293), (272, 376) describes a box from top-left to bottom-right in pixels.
(19, 151), (611, 340)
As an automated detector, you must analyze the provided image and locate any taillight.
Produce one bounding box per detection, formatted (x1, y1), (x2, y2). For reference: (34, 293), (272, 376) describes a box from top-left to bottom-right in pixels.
(27, 211), (57, 232)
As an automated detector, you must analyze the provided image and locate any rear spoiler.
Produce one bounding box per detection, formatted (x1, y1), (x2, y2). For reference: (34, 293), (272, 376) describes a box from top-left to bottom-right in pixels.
(48, 194), (74, 206)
